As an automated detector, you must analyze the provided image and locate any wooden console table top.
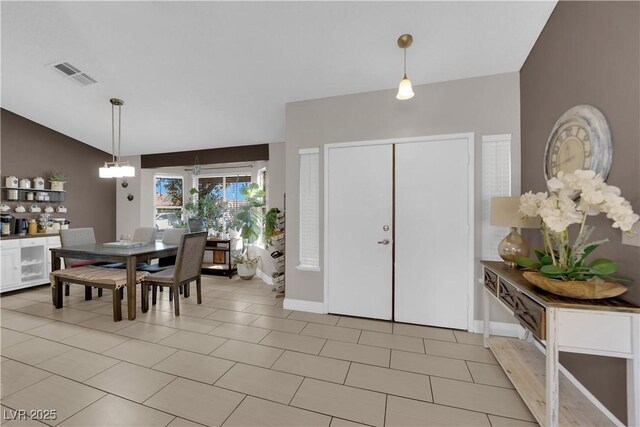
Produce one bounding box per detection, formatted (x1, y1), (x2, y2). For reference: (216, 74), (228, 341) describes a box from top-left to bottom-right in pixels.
(481, 261), (640, 314)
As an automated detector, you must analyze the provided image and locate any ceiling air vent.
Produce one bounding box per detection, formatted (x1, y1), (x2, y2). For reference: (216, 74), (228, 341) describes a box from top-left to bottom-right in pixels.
(49, 61), (98, 87)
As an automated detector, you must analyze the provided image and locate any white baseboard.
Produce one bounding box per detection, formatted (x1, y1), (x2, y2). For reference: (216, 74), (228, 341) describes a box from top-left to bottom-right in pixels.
(470, 320), (525, 338)
(283, 298), (325, 313)
(256, 269), (273, 286)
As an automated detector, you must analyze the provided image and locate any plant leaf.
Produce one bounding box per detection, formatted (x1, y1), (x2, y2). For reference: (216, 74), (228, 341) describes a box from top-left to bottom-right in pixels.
(534, 249), (546, 262)
(590, 261), (618, 275)
(541, 255), (553, 266)
(541, 264), (565, 276)
(516, 257), (540, 270)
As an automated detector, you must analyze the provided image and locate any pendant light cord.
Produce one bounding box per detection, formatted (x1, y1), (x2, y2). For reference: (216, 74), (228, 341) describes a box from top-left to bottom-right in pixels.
(111, 103), (116, 163)
(403, 47), (407, 79)
(117, 103), (122, 163)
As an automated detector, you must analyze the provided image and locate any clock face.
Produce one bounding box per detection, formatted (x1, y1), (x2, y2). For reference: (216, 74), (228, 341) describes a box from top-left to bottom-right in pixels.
(546, 122), (592, 177)
(543, 105), (612, 196)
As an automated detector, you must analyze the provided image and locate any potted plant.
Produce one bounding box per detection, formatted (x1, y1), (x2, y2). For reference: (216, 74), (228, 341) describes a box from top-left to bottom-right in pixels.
(183, 187), (223, 233)
(236, 183), (265, 243)
(263, 208), (281, 246)
(516, 169), (639, 299)
(233, 250), (261, 280)
(49, 171), (66, 191)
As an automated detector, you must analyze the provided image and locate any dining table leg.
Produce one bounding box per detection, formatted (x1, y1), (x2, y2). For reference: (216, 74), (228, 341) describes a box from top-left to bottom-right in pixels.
(51, 251), (61, 305)
(126, 256), (137, 320)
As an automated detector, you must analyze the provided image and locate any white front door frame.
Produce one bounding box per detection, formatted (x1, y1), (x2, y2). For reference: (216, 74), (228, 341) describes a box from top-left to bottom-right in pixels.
(323, 132), (476, 330)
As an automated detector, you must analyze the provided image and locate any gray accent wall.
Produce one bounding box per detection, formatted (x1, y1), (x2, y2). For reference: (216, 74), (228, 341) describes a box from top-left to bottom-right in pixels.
(0, 109), (116, 242)
(285, 72), (522, 324)
(520, 1), (639, 422)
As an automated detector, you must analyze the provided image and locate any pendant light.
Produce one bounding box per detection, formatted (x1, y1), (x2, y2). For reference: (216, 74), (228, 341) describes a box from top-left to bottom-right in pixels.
(99, 98), (135, 178)
(396, 34), (415, 100)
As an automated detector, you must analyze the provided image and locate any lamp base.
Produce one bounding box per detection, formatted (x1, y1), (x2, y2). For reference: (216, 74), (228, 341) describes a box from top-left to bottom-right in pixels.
(498, 227), (529, 268)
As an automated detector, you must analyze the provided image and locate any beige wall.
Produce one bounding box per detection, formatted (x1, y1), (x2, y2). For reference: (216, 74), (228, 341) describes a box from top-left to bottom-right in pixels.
(285, 72), (521, 324)
(520, 1), (639, 422)
(1, 109), (116, 242)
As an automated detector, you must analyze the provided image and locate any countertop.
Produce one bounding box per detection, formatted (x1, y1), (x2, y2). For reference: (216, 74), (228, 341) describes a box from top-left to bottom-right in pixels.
(0, 233), (59, 240)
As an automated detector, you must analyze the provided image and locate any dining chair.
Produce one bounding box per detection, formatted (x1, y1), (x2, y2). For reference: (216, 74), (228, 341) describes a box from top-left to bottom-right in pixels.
(138, 228), (186, 272)
(59, 228), (103, 298)
(141, 231), (207, 316)
(102, 227), (159, 269)
(132, 227), (157, 243)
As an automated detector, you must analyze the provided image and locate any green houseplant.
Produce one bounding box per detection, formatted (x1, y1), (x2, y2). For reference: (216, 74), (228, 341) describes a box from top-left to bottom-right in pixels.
(236, 183), (265, 243)
(48, 171), (67, 191)
(183, 187), (224, 232)
(232, 251), (261, 280)
(263, 208), (281, 246)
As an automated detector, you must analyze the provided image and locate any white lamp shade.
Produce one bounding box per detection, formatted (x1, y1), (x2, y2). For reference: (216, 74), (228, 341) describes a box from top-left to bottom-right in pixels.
(99, 166), (114, 178)
(99, 165), (135, 178)
(490, 196), (540, 228)
(396, 78), (414, 100)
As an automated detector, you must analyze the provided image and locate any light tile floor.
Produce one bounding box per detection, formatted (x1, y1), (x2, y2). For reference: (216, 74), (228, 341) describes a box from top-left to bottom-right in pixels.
(0, 275), (537, 426)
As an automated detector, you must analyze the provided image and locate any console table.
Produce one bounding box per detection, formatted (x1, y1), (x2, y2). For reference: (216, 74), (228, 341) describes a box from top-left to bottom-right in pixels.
(481, 261), (639, 427)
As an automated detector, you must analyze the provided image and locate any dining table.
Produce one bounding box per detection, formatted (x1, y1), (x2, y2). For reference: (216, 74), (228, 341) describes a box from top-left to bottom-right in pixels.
(50, 241), (178, 320)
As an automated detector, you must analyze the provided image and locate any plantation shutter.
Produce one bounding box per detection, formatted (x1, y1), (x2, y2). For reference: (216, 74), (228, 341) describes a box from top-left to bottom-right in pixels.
(482, 135), (512, 260)
(299, 148), (320, 270)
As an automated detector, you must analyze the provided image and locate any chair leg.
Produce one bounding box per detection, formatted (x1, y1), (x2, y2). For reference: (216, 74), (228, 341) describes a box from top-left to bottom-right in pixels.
(169, 288), (173, 302)
(179, 286), (183, 295)
(159, 287), (163, 293)
(98, 288), (103, 298)
(85, 286), (93, 301)
(173, 286), (180, 316)
(65, 283), (70, 296)
(196, 277), (202, 305)
(112, 288), (122, 321)
(152, 285), (157, 306)
(184, 282), (190, 298)
(141, 283), (149, 313)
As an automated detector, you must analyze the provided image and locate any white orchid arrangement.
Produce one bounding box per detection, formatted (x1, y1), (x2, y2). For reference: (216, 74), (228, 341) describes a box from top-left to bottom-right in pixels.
(517, 170), (638, 282)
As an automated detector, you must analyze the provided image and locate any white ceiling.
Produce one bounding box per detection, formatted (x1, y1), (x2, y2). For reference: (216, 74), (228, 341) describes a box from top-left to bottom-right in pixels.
(1, 1), (556, 156)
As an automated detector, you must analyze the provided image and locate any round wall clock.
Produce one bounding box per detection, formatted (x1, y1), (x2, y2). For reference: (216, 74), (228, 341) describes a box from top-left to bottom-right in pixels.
(543, 104), (612, 188)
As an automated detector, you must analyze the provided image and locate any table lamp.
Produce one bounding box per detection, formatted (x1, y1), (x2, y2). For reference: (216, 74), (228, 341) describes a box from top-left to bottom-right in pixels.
(490, 196), (540, 267)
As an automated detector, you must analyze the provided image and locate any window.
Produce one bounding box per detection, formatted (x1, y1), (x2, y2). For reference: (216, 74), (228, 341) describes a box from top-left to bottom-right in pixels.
(154, 176), (184, 230)
(299, 148), (320, 270)
(197, 175), (251, 210)
(481, 135), (512, 260)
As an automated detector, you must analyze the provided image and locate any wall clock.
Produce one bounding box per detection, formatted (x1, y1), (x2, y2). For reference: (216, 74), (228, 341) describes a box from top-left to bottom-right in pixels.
(543, 104), (612, 190)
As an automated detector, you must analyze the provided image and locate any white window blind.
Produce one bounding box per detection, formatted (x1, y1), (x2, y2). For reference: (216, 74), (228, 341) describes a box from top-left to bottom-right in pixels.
(299, 148), (320, 270)
(481, 135), (512, 260)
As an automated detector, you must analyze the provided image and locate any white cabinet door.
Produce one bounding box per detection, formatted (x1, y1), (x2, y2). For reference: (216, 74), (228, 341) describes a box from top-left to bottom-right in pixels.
(327, 144), (393, 320)
(1, 247), (21, 288)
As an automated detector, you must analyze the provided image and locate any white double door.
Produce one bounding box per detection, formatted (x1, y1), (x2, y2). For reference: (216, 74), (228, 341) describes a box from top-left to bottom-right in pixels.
(327, 137), (471, 329)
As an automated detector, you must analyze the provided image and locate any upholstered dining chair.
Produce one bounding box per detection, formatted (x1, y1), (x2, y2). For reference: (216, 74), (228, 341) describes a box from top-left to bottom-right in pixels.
(102, 227), (159, 269)
(59, 228), (103, 298)
(132, 227), (157, 243)
(138, 227), (186, 272)
(141, 231), (207, 316)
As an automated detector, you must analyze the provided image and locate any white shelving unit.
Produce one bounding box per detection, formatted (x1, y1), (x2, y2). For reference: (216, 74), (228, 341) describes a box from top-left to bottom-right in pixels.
(0, 235), (61, 293)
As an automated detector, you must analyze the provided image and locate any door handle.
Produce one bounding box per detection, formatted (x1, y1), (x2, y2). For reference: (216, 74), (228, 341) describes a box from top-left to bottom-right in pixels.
(377, 239), (390, 245)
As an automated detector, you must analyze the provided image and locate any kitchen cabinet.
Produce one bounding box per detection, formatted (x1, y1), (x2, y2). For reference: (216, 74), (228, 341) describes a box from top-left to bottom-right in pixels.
(1, 241), (21, 287)
(0, 235), (61, 293)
